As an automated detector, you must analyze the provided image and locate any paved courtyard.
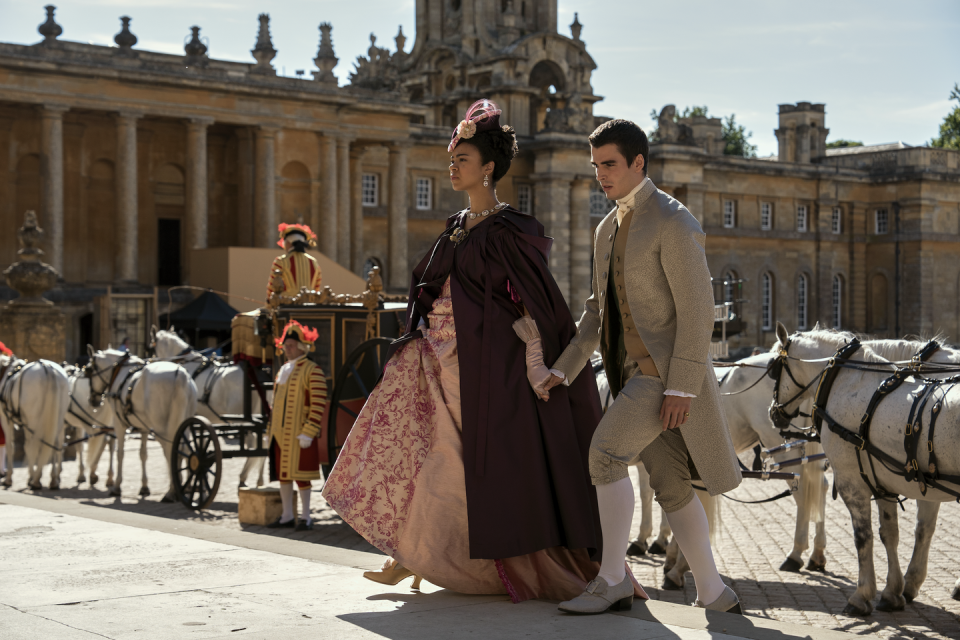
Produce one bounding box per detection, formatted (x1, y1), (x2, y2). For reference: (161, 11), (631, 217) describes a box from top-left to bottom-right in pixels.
(4, 434), (960, 639)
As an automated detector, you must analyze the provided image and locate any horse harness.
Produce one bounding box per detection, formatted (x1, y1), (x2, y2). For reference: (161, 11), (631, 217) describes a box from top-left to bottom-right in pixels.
(0, 359), (65, 452)
(778, 337), (960, 503)
(84, 353), (166, 442)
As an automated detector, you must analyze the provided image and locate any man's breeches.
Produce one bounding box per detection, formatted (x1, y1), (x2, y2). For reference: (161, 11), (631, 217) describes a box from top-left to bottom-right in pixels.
(589, 373), (695, 513)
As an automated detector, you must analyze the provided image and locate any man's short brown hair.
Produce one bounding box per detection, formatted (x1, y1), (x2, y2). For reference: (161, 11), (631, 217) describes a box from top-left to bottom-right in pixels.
(589, 119), (649, 174)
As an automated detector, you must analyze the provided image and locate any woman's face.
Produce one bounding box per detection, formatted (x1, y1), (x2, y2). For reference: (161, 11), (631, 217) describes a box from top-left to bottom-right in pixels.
(449, 142), (494, 192)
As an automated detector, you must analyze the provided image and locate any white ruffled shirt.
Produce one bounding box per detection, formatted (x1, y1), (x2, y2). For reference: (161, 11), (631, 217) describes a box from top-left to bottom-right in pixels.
(276, 354), (305, 385)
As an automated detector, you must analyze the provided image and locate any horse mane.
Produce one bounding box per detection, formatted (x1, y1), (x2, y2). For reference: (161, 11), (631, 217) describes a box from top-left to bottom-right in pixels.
(156, 329), (190, 355)
(783, 323), (959, 364)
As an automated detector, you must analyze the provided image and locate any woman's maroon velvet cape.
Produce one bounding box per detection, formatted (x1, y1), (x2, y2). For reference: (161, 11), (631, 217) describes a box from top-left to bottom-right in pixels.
(386, 207), (604, 561)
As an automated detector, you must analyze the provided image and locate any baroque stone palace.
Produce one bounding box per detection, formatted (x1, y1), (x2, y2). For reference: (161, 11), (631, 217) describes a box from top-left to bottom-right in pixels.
(1, 3), (959, 359)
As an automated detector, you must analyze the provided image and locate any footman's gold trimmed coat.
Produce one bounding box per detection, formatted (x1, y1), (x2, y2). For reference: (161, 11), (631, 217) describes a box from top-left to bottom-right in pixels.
(553, 179), (741, 495)
(267, 357), (327, 482)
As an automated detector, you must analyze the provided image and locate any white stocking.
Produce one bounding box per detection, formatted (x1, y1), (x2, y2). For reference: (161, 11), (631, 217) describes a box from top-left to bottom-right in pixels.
(298, 485), (312, 524)
(664, 493), (725, 604)
(279, 482), (295, 522)
(596, 476), (634, 587)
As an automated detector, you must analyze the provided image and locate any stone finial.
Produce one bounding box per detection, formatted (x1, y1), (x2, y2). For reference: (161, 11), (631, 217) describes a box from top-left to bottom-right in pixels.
(313, 22), (339, 84)
(368, 33), (379, 59)
(3, 211), (59, 306)
(38, 5), (63, 45)
(395, 26), (407, 54)
(184, 26), (209, 68)
(250, 13), (277, 75)
(114, 16), (138, 53)
(570, 12), (582, 42)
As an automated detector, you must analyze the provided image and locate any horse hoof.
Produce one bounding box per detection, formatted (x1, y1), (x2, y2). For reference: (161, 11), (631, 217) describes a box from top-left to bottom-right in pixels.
(139, 487), (150, 497)
(626, 541), (648, 557)
(160, 494), (176, 503)
(48, 483), (60, 491)
(28, 483), (42, 491)
(77, 474), (86, 484)
(806, 558), (826, 572)
(903, 590), (916, 604)
(648, 541), (667, 555)
(842, 602), (872, 617)
(876, 596), (905, 612)
(952, 584), (960, 601)
(105, 479), (114, 488)
(661, 576), (684, 591)
(779, 557), (803, 573)
(108, 487), (122, 497)
(238, 481), (247, 488)
(90, 473), (99, 486)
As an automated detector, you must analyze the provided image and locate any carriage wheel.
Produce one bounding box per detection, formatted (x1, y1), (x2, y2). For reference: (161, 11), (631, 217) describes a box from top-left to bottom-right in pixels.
(325, 337), (393, 474)
(171, 416), (223, 510)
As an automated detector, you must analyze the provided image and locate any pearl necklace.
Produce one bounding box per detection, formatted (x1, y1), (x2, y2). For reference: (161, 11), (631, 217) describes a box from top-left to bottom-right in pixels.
(466, 202), (508, 220)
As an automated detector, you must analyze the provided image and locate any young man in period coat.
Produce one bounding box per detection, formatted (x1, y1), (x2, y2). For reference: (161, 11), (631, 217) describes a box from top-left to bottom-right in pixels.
(267, 320), (327, 531)
(546, 119), (743, 614)
(267, 223), (323, 302)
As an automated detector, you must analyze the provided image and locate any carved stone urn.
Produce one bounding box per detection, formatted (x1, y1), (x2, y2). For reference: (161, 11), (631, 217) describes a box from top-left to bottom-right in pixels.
(3, 210), (59, 305)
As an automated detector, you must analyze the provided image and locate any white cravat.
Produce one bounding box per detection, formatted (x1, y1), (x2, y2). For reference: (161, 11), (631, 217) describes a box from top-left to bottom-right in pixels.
(277, 355), (305, 385)
(615, 177), (649, 226)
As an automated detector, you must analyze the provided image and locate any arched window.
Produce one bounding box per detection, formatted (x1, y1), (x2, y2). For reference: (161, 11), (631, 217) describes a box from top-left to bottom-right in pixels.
(832, 275), (843, 329)
(590, 184), (611, 218)
(724, 270), (738, 304)
(797, 273), (808, 330)
(761, 272), (773, 331)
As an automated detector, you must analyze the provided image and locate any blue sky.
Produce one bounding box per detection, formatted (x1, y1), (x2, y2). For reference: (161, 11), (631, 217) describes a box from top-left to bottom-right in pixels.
(1, 0), (957, 156)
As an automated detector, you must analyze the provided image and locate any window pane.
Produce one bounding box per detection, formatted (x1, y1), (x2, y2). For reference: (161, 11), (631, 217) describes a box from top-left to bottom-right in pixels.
(362, 174), (378, 207)
(832, 207), (842, 234)
(415, 177), (431, 210)
(723, 200), (735, 228)
(590, 189), (610, 218)
(796, 205), (807, 232)
(875, 209), (888, 234)
(517, 184), (531, 214)
(761, 202), (771, 230)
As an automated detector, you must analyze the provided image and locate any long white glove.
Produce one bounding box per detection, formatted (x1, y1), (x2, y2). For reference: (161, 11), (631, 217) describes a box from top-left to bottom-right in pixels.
(297, 434), (313, 449)
(512, 316), (551, 401)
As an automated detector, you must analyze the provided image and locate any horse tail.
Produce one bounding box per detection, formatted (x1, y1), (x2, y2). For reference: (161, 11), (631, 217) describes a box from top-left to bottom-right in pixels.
(798, 443), (827, 525)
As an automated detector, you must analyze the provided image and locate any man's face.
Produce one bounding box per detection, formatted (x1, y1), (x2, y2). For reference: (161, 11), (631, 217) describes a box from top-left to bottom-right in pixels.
(590, 143), (645, 202)
(283, 338), (303, 361)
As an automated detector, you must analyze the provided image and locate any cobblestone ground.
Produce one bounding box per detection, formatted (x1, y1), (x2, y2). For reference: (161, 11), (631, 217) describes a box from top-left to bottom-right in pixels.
(5, 435), (960, 639)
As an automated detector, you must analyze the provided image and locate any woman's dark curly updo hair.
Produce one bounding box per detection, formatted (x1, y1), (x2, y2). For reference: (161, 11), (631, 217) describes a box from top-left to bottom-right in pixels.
(462, 126), (518, 184)
(448, 99), (518, 184)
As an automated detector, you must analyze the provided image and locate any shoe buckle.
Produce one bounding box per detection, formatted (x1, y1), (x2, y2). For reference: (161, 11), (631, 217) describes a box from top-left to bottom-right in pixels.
(585, 579), (601, 595)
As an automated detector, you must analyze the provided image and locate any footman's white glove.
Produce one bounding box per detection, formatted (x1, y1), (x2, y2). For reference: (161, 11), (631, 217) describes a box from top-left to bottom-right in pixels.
(297, 434), (313, 449)
(512, 316), (552, 401)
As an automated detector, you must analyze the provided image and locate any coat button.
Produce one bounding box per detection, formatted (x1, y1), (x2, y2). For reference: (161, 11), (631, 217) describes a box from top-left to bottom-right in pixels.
(602, 272), (607, 279)
(604, 253), (610, 260)
(625, 327), (631, 332)
(617, 285), (622, 291)
(615, 271), (620, 276)
(623, 312), (628, 318)
(619, 299), (625, 305)
(608, 234), (613, 241)
(616, 256), (620, 263)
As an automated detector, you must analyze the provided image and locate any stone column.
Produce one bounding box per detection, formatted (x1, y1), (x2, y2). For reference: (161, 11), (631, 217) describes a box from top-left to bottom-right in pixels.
(349, 147), (365, 273)
(533, 175), (573, 302)
(115, 111), (141, 282)
(254, 126), (278, 247)
(318, 134), (338, 260)
(336, 136), (352, 268)
(569, 178), (593, 313)
(40, 104), (68, 275)
(186, 117), (212, 251)
(388, 143), (409, 288)
(236, 128), (255, 247)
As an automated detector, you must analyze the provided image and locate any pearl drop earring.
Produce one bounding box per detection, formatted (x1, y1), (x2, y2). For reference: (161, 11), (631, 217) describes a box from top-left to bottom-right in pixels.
(483, 175), (489, 187)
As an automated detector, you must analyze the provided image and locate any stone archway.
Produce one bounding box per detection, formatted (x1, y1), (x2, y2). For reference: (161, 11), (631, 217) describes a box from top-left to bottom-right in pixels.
(529, 59), (567, 133)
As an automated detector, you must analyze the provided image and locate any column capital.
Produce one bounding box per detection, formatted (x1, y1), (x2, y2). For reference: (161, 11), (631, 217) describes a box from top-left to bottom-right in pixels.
(256, 124), (280, 137)
(40, 103), (70, 116)
(388, 139), (413, 152)
(187, 116), (215, 128)
(115, 109), (143, 122)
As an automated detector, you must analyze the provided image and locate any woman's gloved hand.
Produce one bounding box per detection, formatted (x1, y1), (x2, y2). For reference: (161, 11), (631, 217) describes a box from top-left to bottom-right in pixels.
(512, 316), (551, 401)
(297, 434), (313, 449)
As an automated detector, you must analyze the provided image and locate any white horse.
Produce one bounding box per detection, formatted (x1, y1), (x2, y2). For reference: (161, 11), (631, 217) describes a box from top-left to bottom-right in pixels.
(85, 347), (198, 501)
(63, 365), (116, 488)
(595, 353), (828, 590)
(150, 327), (266, 487)
(769, 322), (957, 615)
(0, 355), (70, 490)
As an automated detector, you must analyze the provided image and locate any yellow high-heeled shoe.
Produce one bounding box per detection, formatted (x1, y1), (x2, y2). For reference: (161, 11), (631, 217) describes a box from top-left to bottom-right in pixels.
(362, 563), (423, 590)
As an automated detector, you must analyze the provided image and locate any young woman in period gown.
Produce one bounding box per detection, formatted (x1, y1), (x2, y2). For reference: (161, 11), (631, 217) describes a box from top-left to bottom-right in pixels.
(322, 100), (645, 604)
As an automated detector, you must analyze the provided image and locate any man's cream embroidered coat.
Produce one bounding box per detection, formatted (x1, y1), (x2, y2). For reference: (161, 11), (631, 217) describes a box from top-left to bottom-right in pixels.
(554, 179), (741, 495)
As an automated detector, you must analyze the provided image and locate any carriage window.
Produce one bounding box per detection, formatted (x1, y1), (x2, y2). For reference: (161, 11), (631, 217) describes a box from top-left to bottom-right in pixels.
(797, 273), (808, 330)
(761, 272), (773, 331)
(832, 275), (843, 329)
(362, 173), (379, 207)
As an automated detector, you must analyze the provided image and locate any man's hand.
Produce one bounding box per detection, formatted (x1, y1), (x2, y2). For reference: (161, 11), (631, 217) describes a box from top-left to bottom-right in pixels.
(542, 373), (564, 392)
(659, 395), (692, 431)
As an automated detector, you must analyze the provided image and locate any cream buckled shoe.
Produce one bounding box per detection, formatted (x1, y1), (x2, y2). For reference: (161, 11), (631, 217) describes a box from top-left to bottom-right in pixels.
(558, 575), (633, 614)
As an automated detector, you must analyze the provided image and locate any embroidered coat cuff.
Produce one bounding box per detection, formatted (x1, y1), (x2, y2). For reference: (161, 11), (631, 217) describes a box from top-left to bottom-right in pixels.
(666, 356), (707, 397)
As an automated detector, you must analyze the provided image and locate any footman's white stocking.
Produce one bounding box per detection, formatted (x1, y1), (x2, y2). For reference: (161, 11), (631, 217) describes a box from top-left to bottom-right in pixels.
(298, 486), (312, 524)
(664, 493), (725, 605)
(596, 476), (634, 587)
(279, 481), (295, 522)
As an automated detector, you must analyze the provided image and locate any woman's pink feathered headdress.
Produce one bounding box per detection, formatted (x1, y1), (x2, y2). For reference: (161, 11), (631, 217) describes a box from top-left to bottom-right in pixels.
(448, 99), (503, 153)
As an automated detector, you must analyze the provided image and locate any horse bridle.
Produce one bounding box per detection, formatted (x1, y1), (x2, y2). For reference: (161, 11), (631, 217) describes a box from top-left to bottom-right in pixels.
(83, 352), (132, 407)
(768, 336), (847, 430)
